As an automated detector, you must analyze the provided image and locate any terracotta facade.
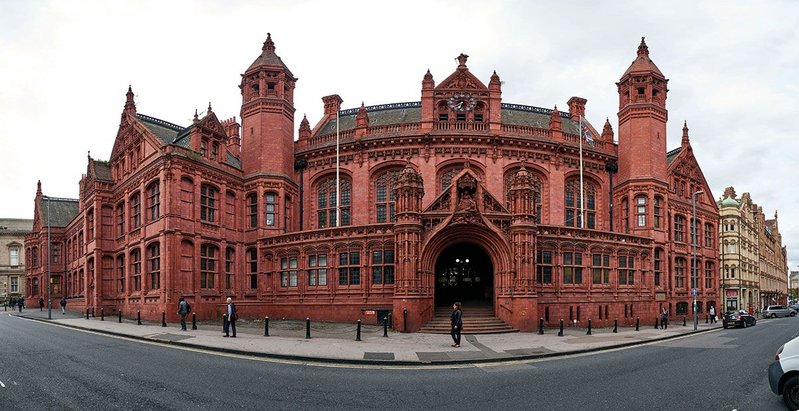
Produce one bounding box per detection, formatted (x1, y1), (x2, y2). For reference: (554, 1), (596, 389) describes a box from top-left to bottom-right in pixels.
(25, 36), (720, 331)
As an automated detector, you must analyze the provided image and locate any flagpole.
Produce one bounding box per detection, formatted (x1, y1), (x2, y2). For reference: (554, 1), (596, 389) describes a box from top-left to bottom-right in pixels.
(579, 116), (585, 229)
(336, 109), (340, 227)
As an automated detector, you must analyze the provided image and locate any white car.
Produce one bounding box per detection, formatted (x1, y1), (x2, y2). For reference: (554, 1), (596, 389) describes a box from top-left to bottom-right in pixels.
(769, 336), (799, 409)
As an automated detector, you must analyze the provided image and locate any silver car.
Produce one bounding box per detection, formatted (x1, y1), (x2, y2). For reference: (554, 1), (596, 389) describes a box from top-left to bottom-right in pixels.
(764, 305), (797, 318)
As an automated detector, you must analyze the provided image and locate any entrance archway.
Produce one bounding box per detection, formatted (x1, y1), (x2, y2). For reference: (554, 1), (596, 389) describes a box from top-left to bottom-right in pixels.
(435, 243), (493, 307)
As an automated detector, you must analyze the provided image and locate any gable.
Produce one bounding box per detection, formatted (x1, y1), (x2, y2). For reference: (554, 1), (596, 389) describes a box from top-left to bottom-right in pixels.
(667, 146), (717, 209)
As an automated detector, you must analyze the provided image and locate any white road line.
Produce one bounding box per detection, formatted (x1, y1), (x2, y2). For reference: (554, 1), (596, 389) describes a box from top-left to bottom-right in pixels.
(0, 380), (5, 388)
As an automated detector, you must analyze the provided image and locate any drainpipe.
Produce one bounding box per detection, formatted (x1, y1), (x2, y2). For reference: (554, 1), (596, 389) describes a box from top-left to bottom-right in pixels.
(604, 161), (618, 232)
(294, 159), (308, 231)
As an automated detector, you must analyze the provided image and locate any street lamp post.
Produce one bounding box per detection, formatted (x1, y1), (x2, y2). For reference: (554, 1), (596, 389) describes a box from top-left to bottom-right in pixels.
(692, 190), (704, 330)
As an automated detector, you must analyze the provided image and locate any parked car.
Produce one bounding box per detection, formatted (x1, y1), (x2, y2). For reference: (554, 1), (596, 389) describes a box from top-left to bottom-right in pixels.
(722, 310), (757, 328)
(769, 335), (799, 409)
(764, 305), (797, 318)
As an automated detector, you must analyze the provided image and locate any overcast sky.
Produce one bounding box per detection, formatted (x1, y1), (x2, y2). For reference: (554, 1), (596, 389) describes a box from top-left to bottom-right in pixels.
(1, 0), (797, 270)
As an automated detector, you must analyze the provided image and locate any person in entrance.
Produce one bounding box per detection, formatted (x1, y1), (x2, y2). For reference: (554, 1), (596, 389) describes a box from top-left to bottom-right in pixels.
(451, 302), (463, 348)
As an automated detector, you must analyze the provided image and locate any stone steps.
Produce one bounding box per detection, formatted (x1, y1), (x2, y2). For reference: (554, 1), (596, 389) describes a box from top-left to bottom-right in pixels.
(418, 306), (518, 334)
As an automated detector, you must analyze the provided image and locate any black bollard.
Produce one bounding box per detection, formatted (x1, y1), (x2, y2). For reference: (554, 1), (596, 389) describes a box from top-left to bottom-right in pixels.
(264, 316), (269, 337)
(613, 319), (618, 333)
(305, 317), (311, 339)
(92, 307), (95, 318)
(636, 317), (640, 331)
(538, 318), (544, 335)
(101, 308), (104, 321)
(137, 311), (142, 325)
(403, 308), (408, 333)
(655, 318), (659, 329)
(118, 310), (122, 323)
(162, 311), (166, 327)
(706, 315), (709, 324)
(558, 319), (564, 337)
(587, 319), (592, 335)
(388, 312), (393, 330)
(683, 316), (686, 327)
(356, 319), (362, 341)
(86, 307), (90, 319)
(383, 317), (388, 337)
(192, 312), (197, 330)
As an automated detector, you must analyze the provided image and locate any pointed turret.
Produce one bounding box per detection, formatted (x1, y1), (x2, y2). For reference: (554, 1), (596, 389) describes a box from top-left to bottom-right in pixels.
(124, 86), (136, 116)
(601, 118), (614, 142)
(423, 69), (434, 88)
(36, 180), (42, 196)
(622, 37), (664, 77)
(298, 114), (311, 140)
(355, 102), (369, 140)
(681, 120), (690, 147)
(549, 105), (562, 135)
(489, 70), (501, 91)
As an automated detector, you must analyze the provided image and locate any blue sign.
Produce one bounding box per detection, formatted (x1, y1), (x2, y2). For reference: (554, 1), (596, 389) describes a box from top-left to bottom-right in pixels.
(692, 288), (697, 297)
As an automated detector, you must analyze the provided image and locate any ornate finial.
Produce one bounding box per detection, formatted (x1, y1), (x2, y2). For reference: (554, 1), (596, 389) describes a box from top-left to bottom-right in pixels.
(193, 109), (199, 123)
(491, 70), (500, 81)
(87, 150), (91, 160)
(37, 180), (42, 194)
(602, 117), (614, 141)
(263, 33), (275, 53)
(681, 120), (690, 146)
(775, 210), (778, 219)
(637, 37), (649, 56)
(456, 53), (469, 68)
(124, 85), (136, 113)
(424, 69), (433, 81)
(208, 102), (213, 113)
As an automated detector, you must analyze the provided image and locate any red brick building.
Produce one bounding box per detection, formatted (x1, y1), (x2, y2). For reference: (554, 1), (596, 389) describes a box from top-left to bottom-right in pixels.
(25, 36), (719, 332)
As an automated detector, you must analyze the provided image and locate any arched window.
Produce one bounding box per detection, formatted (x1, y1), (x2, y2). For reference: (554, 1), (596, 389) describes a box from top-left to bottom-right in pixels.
(440, 167), (461, 192)
(635, 195), (647, 227)
(375, 169), (400, 223)
(87, 208), (95, 241)
(130, 248), (141, 292)
(674, 257), (686, 289)
(247, 193), (258, 228)
(200, 244), (218, 288)
(147, 242), (160, 290)
(564, 178), (596, 229)
(264, 192), (277, 226)
(704, 261), (714, 289)
(116, 202), (125, 237)
(130, 192), (141, 229)
(654, 196), (663, 229)
(504, 169), (542, 223)
(32, 246), (39, 267)
(116, 254), (125, 293)
(674, 215), (686, 242)
(704, 223), (714, 248)
(147, 181), (160, 222)
(200, 184), (219, 223)
(316, 176), (351, 228)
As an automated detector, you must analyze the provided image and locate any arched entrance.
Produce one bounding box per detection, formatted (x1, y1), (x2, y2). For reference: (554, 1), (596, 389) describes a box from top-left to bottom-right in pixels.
(435, 242), (494, 307)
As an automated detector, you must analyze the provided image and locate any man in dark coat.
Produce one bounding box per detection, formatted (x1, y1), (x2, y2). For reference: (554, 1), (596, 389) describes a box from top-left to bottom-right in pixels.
(17, 298), (24, 313)
(450, 302), (463, 348)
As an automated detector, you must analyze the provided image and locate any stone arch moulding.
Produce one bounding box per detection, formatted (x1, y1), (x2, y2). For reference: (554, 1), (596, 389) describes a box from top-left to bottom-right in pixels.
(419, 222), (513, 280)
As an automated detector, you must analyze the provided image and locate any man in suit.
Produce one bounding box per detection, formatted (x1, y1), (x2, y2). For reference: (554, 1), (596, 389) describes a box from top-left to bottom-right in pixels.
(224, 297), (237, 338)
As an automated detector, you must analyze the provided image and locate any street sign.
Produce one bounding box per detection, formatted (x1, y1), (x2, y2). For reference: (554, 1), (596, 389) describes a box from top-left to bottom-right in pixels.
(692, 288), (697, 297)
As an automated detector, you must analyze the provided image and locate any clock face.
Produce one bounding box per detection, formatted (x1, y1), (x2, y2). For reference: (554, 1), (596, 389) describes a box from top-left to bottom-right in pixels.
(448, 92), (477, 112)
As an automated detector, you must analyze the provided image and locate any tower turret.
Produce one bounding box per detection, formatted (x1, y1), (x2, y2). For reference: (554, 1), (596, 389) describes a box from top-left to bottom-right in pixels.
(239, 33), (297, 178)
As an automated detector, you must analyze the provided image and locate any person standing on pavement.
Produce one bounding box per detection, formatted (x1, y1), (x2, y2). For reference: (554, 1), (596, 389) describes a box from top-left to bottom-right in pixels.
(60, 297), (67, 315)
(660, 308), (668, 329)
(39, 297), (44, 311)
(224, 297), (237, 338)
(177, 297), (189, 331)
(709, 305), (716, 324)
(17, 298), (24, 313)
(450, 302), (463, 348)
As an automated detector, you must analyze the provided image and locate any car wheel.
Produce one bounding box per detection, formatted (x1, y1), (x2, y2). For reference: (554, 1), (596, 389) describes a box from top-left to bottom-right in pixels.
(772, 314), (778, 319)
(742, 320), (747, 328)
(753, 319), (756, 326)
(791, 312), (796, 317)
(783, 375), (799, 410)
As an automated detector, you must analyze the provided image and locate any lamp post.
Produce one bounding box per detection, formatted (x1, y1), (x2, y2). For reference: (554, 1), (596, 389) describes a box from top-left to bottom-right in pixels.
(45, 195), (52, 320)
(692, 190), (704, 330)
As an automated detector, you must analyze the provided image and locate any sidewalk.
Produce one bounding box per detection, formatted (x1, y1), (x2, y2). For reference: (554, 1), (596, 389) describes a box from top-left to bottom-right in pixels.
(11, 308), (721, 366)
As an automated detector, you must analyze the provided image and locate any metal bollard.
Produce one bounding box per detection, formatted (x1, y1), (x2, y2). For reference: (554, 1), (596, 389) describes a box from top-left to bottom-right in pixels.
(264, 316), (269, 337)
(137, 311), (142, 325)
(587, 319), (592, 335)
(222, 313), (227, 329)
(403, 308), (408, 333)
(683, 316), (686, 327)
(388, 312), (393, 330)
(706, 315), (709, 324)
(655, 318), (659, 329)
(635, 317), (640, 331)
(101, 308), (104, 321)
(192, 312), (197, 330)
(118, 310), (122, 323)
(558, 319), (564, 337)
(538, 318), (544, 335)
(356, 319), (362, 341)
(305, 317), (311, 339)
(86, 307), (90, 319)
(162, 311), (166, 327)
(613, 319), (618, 333)
(92, 307), (95, 318)
(383, 317), (388, 337)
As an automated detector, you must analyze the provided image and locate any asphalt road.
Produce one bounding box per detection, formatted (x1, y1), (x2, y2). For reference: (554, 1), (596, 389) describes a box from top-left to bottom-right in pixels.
(0, 312), (796, 410)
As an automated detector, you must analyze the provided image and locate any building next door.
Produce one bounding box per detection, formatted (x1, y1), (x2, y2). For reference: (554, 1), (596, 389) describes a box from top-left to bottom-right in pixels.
(434, 242), (493, 307)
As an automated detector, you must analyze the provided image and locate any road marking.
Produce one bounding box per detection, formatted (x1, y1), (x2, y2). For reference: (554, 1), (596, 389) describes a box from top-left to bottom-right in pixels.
(0, 380), (5, 388)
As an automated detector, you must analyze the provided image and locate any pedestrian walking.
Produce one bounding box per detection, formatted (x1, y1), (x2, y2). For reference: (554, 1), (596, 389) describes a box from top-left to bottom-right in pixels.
(450, 302), (463, 348)
(660, 308), (668, 329)
(223, 297), (237, 338)
(709, 305), (716, 324)
(60, 297), (67, 315)
(39, 297), (44, 311)
(17, 298), (24, 313)
(177, 297), (190, 331)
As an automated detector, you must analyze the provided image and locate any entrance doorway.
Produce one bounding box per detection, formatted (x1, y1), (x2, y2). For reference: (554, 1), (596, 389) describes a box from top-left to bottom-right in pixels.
(434, 243), (493, 307)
